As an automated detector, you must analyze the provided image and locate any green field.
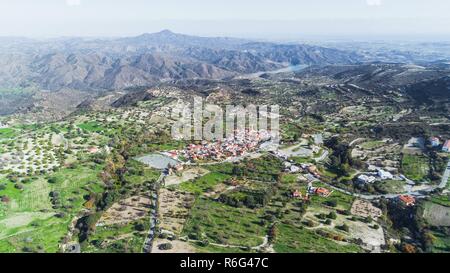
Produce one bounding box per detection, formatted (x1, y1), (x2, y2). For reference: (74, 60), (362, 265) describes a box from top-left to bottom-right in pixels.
(83, 220), (148, 253)
(374, 180), (406, 194)
(430, 230), (450, 253)
(192, 242), (257, 253)
(281, 174), (298, 184)
(401, 154), (430, 181)
(0, 165), (105, 252)
(178, 172), (231, 195)
(0, 128), (15, 139)
(310, 182), (355, 211)
(182, 197), (268, 247)
(361, 140), (384, 150)
(274, 223), (363, 253)
(77, 122), (105, 132)
(430, 194), (450, 207)
(423, 202), (450, 227)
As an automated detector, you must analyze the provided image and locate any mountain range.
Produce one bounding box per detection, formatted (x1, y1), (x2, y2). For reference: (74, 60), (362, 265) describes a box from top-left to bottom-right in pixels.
(0, 30), (361, 91)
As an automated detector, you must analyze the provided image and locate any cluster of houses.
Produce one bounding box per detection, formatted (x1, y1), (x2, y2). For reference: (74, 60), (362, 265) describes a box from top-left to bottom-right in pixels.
(291, 185), (333, 201)
(283, 161), (301, 173)
(307, 182), (333, 198)
(87, 146), (111, 155)
(170, 129), (272, 162)
(357, 168), (395, 185)
(429, 136), (450, 152)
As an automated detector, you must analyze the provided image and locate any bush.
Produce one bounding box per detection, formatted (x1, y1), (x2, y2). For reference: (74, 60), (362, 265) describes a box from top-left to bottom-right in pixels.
(55, 212), (66, 218)
(199, 240), (210, 247)
(324, 200), (337, 207)
(48, 177), (58, 184)
(305, 220), (316, 227)
(338, 224), (350, 232)
(158, 243), (173, 250)
(327, 211), (337, 220)
(134, 223), (146, 232)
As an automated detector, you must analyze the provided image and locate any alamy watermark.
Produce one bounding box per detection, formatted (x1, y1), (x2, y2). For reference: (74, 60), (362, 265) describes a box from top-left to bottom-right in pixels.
(171, 96), (280, 144)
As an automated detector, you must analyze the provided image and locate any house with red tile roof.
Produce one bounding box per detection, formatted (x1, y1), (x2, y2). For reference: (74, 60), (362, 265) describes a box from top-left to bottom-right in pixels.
(443, 140), (450, 152)
(398, 195), (416, 207)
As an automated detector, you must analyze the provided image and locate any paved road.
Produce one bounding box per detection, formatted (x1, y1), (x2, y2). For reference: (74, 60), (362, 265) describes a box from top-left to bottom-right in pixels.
(438, 160), (450, 189)
(322, 181), (433, 201)
(317, 160), (450, 201)
(185, 151), (263, 166)
(275, 149), (449, 201)
(143, 173), (166, 253)
(349, 138), (365, 147)
(315, 150), (329, 162)
(187, 235), (269, 251)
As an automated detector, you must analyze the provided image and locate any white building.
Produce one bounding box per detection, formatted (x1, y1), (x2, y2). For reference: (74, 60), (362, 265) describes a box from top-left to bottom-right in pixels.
(290, 165), (301, 173)
(429, 137), (440, 147)
(0, 122), (7, 128)
(377, 169), (393, 180)
(313, 134), (324, 145)
(357, 174), (377, 184)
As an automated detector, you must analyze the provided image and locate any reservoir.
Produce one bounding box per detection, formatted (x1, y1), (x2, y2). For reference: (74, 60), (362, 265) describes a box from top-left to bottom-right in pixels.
(238, 64), (309, 79)
(136, 153), (180, 169)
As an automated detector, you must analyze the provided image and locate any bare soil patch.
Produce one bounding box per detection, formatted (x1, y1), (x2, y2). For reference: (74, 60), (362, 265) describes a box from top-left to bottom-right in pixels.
(98, 195), (152, 226)
(159, 189), (195, 235)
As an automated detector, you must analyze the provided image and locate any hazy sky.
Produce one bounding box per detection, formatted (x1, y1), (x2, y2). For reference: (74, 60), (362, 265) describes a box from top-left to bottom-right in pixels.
(0, 0), (449, 40)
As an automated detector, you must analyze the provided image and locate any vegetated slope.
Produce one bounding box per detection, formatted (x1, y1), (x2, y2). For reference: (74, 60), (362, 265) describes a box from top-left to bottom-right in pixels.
(0, 89), (35, 116)
(296, 63), (450, 102)
(403, 76), (450, 104)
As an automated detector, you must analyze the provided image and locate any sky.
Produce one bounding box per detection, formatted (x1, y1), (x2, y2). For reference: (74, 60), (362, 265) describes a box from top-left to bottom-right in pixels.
(0, 0), (450, 40)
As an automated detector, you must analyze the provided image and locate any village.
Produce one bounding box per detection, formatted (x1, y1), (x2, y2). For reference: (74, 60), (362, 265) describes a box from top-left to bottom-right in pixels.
(0, 88), (449, 254)
(164, 129), (273, 163)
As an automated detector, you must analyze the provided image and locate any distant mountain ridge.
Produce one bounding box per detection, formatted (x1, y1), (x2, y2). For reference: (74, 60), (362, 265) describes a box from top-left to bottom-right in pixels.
(0, 30), (362, 91)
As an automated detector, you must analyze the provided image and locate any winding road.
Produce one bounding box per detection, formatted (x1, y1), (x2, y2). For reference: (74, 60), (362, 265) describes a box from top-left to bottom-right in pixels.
(317, 159), (450, 201)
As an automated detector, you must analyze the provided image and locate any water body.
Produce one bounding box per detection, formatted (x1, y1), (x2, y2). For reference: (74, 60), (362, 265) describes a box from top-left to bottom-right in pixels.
(265, 64), (310, 74)
(136, 153), (180, 170)
(239, 64), (309, 79)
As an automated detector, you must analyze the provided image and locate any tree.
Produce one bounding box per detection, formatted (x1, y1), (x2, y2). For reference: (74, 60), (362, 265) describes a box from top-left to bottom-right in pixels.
(134, 223), (146, 232)
(327, 211), (337, 220)
(268, 223), (278, 243)
(48, 177), (58, 184)
(402, 243), (417, 253)
(324, 200), (337, 207)
(339, 223), (350, 232)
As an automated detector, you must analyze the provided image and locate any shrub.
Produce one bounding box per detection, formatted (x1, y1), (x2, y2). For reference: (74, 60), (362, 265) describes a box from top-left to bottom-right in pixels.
(338, 224), (350, 232)
(324, 200), (337, 207)
(158, 243), (173, 250)
(327, 211), (337, 220)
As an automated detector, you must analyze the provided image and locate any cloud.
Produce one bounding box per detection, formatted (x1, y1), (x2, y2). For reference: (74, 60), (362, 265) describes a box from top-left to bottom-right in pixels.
(66, 0), (81, 7)
(366, 0), (382, 6)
